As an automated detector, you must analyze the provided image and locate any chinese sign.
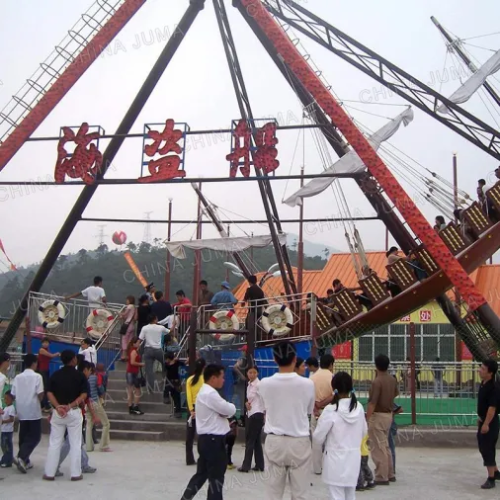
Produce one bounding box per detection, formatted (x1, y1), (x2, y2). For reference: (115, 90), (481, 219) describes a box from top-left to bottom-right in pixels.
(400, 315), (411, 322)
(227, 119), (280, 178)
(54, 123), (103, 185)
(53, 118), (282, 183)
(139, 119), (189, 183)
(419, 310), (432, 322)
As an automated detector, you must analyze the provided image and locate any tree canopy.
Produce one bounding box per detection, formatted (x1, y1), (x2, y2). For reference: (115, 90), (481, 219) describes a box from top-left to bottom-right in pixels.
(0, 240), (327, 317)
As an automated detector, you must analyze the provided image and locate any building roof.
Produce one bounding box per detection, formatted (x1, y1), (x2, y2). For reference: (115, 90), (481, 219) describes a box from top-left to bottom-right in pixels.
(232, 268), (322, 301)
(475, 264), (500, 314)
(233, 252), (500, 316)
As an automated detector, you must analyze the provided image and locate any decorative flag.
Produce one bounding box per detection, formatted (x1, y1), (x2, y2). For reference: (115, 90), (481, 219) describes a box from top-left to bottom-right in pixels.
(0, 239), (17, 271)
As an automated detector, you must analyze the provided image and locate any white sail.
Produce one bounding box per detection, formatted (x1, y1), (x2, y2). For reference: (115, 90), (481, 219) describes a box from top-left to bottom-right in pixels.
(438, 49), (500, 114)
(165, 233), (287, 259)
(283, 107), (414, 207)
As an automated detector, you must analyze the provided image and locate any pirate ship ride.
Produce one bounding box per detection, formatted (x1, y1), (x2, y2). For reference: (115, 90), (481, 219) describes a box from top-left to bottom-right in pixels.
(1, 0), (500, 366)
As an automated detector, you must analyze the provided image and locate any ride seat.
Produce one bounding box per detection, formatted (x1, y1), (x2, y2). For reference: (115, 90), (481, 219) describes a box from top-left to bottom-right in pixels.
(315, 302), (335, 332)
(331, 289), (362, 321)
(486, 181), (500, 212)
(439, 222), (469, 255)
(462, 201), (492, 237)
(413, 245), (440, 276)
(359, 272), (390, 305)
(386, 258), (417, 290)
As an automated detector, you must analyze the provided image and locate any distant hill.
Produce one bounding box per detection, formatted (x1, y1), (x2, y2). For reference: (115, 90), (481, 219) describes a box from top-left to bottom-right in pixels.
(0, 240), (328, 317)
(286, 233), (339, 258)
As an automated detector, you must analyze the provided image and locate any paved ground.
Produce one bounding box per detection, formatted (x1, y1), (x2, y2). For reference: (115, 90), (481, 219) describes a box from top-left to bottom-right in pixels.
(0, 437), (495, 499)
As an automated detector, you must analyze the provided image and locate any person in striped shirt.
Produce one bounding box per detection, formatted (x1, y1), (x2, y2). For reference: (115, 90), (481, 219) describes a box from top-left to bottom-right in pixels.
(85, 363), (111, 453)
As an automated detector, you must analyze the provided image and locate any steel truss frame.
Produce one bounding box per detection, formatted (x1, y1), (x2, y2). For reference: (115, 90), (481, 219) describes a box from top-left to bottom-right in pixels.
(212, 0), (296, 295)
(261, 0), (500, 160)
(235, 2), (491, 360)
(2, 0), (500, 357)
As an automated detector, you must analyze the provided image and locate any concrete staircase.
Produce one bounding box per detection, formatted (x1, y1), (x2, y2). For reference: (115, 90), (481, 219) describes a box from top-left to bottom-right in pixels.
(100, 362), (186, 441)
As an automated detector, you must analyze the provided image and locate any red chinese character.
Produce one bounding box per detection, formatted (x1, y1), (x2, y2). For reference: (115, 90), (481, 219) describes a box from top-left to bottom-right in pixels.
(54, 123), (102, 185)
(226, 120), (251, 178)
(139, 119), (185, 182)
(254, 122), (279, 174)
(419, 310), (432, 322)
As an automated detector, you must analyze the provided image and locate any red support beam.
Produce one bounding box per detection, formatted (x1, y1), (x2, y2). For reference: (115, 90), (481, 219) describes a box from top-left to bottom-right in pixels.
(0, 0), (147, 172)
(241, 0), (488, 312)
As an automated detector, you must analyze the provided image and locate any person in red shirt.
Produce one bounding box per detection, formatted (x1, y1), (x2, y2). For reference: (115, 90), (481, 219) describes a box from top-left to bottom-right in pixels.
(126, 338), (145, 415)
(38, 337), (60, 413)
(173, 290), (192, 336)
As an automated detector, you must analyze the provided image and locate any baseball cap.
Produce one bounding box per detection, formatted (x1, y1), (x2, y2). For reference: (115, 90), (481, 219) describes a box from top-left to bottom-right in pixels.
(221, 281), (231, 290)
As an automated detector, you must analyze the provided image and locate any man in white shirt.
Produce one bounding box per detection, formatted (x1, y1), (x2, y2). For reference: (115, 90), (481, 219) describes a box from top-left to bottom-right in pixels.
(78, 338), (97, 365)
(11, 354), (44, 473)
(239, 365), (265, 473)
(139, 314), (171, 392)
(0, 352), (11, 410)
(180, 364), (236, 500)
(258, 341), (315, 500)
(65, 276), (107, 309)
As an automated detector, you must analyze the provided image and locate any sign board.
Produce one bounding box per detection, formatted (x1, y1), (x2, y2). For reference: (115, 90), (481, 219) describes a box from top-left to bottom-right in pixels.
(332, 342), (352, 360)
(419, 310), (432, 322)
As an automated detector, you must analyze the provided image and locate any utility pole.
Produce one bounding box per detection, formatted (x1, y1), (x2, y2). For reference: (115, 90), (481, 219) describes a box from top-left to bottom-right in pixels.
(164, 198), (173, 301)
(453, 153), (462, 379)
(431, 16), (500, 108)
(143, 211), (153, 244)
(192, 184), (203, 305)
(95, 225), (108, 246)
(297, 165), (305, 294)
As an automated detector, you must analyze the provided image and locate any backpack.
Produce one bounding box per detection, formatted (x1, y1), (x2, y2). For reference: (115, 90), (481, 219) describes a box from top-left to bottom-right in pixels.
(96, 372), (106, 397)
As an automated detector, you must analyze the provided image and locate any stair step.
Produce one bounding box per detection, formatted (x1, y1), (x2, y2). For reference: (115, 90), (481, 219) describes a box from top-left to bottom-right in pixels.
(95, 426), (185, 441)
(106, 411), (184, 422)
(102, 419), (171, 432)
(98, 429), (166, 441)
(105, 389), (174, 403)
(103, 401), (172, 413)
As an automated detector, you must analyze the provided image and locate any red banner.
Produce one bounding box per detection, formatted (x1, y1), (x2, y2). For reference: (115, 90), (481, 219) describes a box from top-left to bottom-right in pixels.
(332, 342), (352, 360)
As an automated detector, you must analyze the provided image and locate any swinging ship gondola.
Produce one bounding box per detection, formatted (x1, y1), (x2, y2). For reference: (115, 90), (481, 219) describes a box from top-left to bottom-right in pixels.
(316, 194), (500, 350)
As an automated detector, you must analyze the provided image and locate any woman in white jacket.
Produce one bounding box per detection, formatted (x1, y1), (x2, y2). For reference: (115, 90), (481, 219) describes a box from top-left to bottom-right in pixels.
(313, 372), (368, 500)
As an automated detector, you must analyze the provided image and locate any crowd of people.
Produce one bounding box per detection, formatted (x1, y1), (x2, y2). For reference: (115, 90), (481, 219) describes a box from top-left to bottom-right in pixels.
(1, 269), (500, 499)
(1, 340), (500, 497)
(178, 343), (405, 500)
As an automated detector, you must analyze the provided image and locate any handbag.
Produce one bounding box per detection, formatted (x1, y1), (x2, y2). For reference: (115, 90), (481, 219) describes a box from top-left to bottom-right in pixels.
(138, 368), (146, 388)
(119, 322), (130, 335)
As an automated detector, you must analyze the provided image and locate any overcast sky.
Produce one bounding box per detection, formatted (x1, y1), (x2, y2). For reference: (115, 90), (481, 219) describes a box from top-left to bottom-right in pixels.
(1, 0), (499, 270)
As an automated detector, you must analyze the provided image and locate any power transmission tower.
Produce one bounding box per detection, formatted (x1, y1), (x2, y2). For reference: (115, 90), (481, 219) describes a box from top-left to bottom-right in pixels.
(95, 225), (108, 246)
(143, 212), (153, 244)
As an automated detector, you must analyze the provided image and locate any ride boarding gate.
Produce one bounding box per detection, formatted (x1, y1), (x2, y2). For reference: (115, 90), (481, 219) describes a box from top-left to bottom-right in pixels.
(25, 291), (126, 371)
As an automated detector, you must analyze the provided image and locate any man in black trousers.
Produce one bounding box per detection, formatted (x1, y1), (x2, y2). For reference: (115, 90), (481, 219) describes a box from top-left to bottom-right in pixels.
(477, 359), (500, 489)
(180, 364), (236, 500)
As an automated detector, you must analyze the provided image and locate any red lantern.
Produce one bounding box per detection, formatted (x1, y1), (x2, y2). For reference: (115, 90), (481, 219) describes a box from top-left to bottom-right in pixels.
(112, 231), (127, 246)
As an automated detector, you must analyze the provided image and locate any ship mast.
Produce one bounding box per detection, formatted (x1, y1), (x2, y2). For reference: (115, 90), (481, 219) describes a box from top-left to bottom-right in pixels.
(431, 16), (500, 108)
